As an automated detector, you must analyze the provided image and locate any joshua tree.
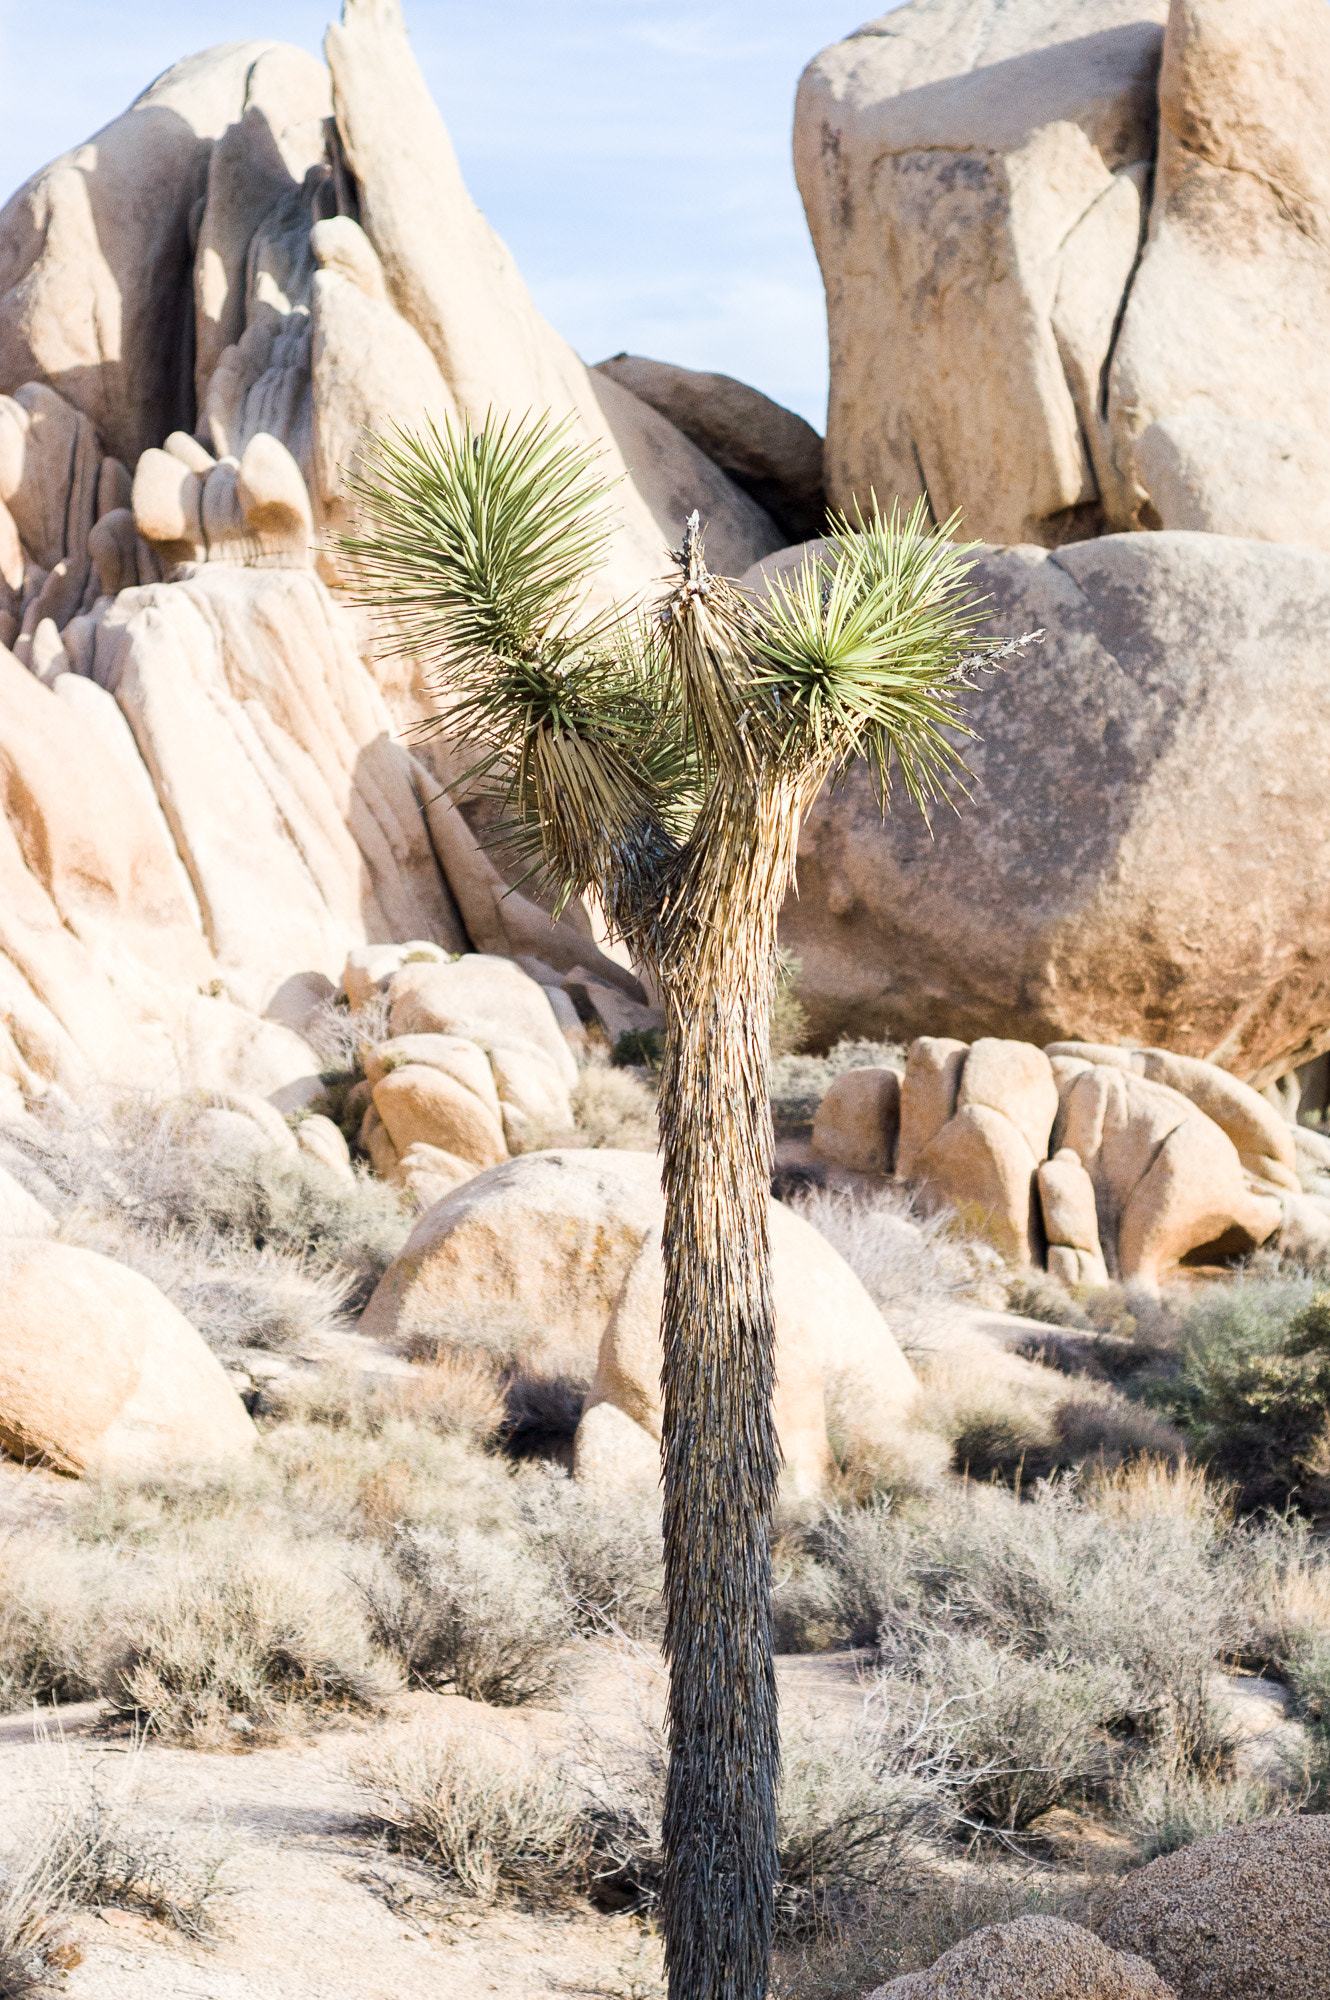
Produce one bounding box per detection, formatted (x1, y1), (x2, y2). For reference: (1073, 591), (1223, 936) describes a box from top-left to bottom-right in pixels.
(343, 412), (1011, 2000)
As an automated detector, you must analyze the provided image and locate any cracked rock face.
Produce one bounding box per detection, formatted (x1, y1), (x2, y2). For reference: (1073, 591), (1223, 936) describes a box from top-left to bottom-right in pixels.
(796, 0), (1330, 554)
(753, 530), (1330, 1087)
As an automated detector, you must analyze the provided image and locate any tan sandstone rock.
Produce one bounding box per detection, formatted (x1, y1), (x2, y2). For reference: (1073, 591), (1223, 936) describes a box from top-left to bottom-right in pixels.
(593, 353), (825, 542)
(1108, 0), (1330, 545)
(89, 562), (466, 1012)
(914, 1102), (1042, 1265)
(486, 1039), (574, 1147)
(0, 1163), (53, 1238)
(1055, 1066), (1281, 1290)
(757, 532), (1330, 1087)
(896, 1037), (968, 1181)
(326, 0), (759, 604)
(371, 1064), (507, 1172)
(1046, 1043), (1300, 1191)
(294, 1112), (355, 1182)
(310, 215), (460, 558)
(191, 46), (333, 411)
(364, 1035), (500, 1114)
(795, 0), (1168, 543)
(0, 1242), (257, 1476)
(361, 1149), (919, 1498)
(811, 1067), (900, 1174)
(1101, 1814), (1330, 2000)
(387, 956), (578, 1091)
(587, 370), (784, 583)
(869, 1914), (1176, 2000)
(0, 43), (307, 467)
(957, 1039), (1059, 1162)
(0, 645), (212, 1092)
(391, 1141), (476, 1208)
(1037, 1150), (1109, 1289)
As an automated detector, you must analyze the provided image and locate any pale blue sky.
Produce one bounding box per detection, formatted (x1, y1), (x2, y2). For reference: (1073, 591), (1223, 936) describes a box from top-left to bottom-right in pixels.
(0, 3), (893, 429)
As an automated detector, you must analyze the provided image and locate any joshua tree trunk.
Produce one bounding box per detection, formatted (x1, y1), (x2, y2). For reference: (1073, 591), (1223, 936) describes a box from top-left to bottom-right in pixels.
(640, 790), (807, 2000)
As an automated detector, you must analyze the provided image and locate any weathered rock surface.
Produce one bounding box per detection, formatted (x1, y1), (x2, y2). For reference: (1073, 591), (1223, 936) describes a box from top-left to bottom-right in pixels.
(811, 1066), (900, 1174)
(904, 1039), (1057, 1264)
(1108, 0), (1330, 545)
(796, 0), (1169, 544)
(0, 1241), (257, 1475)
(0, 43), (313, 468)
(756, 532), (1330, 1087)
(0, 1162), (53, 1238)
(1047, 1042), (1300, 1189)
(1038, 1149), (1108, 1287)
(372, 1063), (507, 1172)
(594, 353), (825, 542)
(0, 644), (212, 1092)
(386, 956), (578, 1091)
(589, 370), (783, 582)
(90, 562), (466, 1013)
(1101, 1815), (1330, 2000)
(360, 1149), (918, 1497)
(325, 0), (761, 604)
(869, 1914), (1176, 2000)
(1055, 1064), (1281, 1288)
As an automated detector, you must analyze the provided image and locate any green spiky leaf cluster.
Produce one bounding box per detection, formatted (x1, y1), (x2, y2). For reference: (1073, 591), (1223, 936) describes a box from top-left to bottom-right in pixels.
(341, 408), (1016, 929)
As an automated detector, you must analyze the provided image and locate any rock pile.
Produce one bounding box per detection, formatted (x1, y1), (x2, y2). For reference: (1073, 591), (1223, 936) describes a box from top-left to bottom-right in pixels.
(812, 1033), (1313, 1292)
(0, 3), (782, 1114)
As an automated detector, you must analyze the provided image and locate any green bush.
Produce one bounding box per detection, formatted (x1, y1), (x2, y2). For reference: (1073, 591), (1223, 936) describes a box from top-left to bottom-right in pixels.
(1161, 1284), (1330, 1511)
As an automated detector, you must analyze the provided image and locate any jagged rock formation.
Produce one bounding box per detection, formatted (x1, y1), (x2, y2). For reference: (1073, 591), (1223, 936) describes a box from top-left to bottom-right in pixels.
(796, 0), (1330, 553)
(0, 6), (790, 1103)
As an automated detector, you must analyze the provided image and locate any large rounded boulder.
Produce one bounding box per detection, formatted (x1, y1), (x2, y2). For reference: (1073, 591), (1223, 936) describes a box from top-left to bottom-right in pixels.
(869, 1916), (1176, 1999)
(1101, 1816), (1330, 2000)
(360, 1149), (919, 1499)
(0, 1242), (257, 1476)
(759, 532), (1330, 1088)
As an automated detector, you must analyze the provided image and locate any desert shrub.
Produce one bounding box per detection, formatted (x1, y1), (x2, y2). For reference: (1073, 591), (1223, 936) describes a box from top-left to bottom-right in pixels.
(0, 1753), (236, 1991)
(172, 1149), (408, 1306)
(36, 1755), (236, 1938)
(3, 1093), (408, 1348)
(570, 1064), (658, 1150)
(802, 1469), (1241, 1770)
(875, 1634), (1130, 1833)
(516, 1471), (662, 1634)
(951, 1386), (1184, 1490)
(793, 1185), (1003, 1349)
(262, 1356), (506, 1448)
(770, 1039), (906, 1134)
(109, 1227), (356, 1353)
(770, 1870), (1113, 2000)
(578, 1690), (962, 1933)
(612, 1028), (665, 1071)
(773, 1712), (957, 1934)
(361, 1526), (571, 1705)
(1005, 1271), (1092, 1329)
(500, 1366), (589, 1460)
(770, 951), (809, 1061)
(99, 1538), (397, 1745)
(1117, 1749), (1291, 1862)
(1160, 1287), (1330, 1512)
(0, 1536), (115, 1709)
(0, 1846), (78, 1998)
(352, 1726), (587, 1903)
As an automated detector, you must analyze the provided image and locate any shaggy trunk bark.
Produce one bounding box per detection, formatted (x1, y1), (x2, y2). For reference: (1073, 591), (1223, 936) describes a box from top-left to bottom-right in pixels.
(650, 803), (799, 2000)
